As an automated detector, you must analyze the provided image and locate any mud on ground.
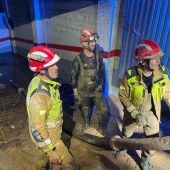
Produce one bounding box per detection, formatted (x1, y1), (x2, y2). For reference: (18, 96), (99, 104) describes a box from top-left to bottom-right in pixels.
(0, 88), (170, 170)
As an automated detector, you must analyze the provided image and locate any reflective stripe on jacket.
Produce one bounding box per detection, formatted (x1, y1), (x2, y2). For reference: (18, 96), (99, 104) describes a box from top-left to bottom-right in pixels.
(26, 75), (63, 150)
(119, 65), (170, 121)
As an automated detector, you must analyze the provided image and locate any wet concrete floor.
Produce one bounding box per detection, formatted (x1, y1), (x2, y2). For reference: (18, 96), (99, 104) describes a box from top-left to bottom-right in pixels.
(0, 52), (170, 170)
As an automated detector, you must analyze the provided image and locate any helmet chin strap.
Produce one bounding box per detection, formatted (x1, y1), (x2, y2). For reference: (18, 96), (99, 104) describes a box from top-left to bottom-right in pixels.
(140, 59), (154, 71)
(45, 69), (55, 80)
(39, 69), (53, 80)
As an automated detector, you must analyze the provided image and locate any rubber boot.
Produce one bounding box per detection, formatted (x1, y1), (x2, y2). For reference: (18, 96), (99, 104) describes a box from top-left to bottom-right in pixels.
(97, 117), (105, 137)
(82, 107), (90, 130)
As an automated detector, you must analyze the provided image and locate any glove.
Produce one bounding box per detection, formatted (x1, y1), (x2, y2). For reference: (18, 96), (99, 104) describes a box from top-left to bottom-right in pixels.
(136, 114), (146, 126)
(95, 85), (103, 98)
(95, 84), (103, 93)
(74, 94), (81, 104)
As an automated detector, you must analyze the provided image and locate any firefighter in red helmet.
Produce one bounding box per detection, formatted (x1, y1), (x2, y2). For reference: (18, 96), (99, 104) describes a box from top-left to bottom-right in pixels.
(117, 40), (170, 170)
(71, 28), (107, 137)
(26, 46), (79, 170)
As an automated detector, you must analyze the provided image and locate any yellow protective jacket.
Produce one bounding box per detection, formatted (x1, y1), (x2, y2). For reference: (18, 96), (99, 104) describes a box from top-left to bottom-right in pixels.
(26, 75), (63, 152)
(119, 65), (170, 121)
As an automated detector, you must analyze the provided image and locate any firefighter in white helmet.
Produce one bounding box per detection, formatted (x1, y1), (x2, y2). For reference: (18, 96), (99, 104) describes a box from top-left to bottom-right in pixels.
(26, 46), (79, 170)
(118, 40), (170, 170)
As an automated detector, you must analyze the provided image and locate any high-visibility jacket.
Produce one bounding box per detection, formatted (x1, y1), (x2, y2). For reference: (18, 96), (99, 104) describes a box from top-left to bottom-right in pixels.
(119, 65), (170, 121)
(26, 75), (63, 152)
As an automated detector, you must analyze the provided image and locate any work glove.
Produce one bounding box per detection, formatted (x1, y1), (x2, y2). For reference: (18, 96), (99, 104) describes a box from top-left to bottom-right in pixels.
(136, 113), (146, 126)
(95, 84), (103, 93)
(95, 85), (103, 98)
(74, 94), (81, 104)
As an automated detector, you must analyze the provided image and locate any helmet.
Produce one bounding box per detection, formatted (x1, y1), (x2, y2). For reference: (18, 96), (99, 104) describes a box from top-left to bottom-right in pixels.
(27, 46), (60, 73)
(80, 28), (99, 42)
(135, 39), (164, 60)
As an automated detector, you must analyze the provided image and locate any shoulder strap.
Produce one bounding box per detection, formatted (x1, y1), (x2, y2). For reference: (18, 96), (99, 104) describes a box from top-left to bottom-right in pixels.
(78, 52), (84, 64)
(125, 66), (139, 79)
(30, 80), (51, 98)
(95, 50), (101, 82)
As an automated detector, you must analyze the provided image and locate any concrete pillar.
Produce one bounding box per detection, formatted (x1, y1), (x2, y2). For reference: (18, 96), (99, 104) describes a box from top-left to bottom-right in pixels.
(31, 0), (46, 44)
(97, 0), (121, 96)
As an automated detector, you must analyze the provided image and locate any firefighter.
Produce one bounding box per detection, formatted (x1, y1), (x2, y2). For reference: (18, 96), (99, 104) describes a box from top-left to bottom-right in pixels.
(71, 28), (107, 137)
(26, 46), (79, 170)
(118, 39), (170, 170)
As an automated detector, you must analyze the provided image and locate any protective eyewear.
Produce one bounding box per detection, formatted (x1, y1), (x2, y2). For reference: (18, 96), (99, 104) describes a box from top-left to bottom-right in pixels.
(87, 33), (99, 42)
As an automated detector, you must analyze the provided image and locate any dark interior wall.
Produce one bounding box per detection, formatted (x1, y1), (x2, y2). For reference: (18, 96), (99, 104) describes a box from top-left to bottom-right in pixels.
(7, 0), (32, 27)
(0, 0), (5, 12)
(4, 0), (99, 84)
(6, 0), (34, 57)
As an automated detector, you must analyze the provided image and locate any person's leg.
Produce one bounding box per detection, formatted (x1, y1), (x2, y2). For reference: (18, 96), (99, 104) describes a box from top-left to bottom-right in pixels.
(115, 122), (138, 158)
(140, 111), (159, 170)
(94, 95), (107, 136)
(80, 97), (90, 130)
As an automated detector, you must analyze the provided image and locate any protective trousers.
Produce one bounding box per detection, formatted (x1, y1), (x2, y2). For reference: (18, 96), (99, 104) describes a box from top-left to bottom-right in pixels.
(34, 140), (79, 170)
(81, 95), (107, 133)
(122, 111), (159, 170)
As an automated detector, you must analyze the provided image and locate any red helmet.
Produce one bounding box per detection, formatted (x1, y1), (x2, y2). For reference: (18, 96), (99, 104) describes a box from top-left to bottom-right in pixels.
(80, 28), (99, 42)
(135, 39), (164, 60)
(27, 46), (60, 73)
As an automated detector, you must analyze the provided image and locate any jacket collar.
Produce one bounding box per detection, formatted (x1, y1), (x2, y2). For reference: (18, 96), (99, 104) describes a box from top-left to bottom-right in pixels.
(136, 65), (164, 84)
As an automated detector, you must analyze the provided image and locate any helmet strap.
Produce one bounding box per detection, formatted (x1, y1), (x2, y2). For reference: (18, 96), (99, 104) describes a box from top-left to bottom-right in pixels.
(140, 59), (153, 71)
(44, 69), (53, 80)
(39, 69), (51, 79)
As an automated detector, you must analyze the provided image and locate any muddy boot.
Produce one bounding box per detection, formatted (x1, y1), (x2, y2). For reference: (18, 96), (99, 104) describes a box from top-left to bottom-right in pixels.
(82, 107), (90, 130)
(84, 117), (90, 129)
(96, 118), (105, 137)
(140, 157), (151, 170)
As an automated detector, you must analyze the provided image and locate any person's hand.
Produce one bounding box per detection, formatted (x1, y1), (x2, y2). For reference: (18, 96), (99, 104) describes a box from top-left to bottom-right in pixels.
(95, 92), (102, 98)
(95, 85), (103, 98)
(74, 94), (81, 104)
(47, 151), (61, 165)
(95, 85), (102, 93)
(136, 114), (146, 126)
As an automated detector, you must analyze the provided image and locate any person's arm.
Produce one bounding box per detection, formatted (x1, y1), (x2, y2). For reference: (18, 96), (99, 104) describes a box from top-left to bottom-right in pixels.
(29, 93), (61, 163)
(29, 93), (52, 143)
(119, 74), (139, 118)
(95, 52), (105, 95)
(71, 57), (81, 102)
(163, 79), (170, 108)
(71, 57), (80, 89)
(98, 52), (105, 86)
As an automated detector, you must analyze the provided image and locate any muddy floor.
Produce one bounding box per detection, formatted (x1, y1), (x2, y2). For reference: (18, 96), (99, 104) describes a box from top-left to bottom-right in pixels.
(0, 54), (170, 170)
(0, 87), (170, 170)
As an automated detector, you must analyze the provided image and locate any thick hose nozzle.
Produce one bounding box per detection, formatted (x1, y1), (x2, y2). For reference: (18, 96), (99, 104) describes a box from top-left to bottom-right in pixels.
(109, 136), (170, 151)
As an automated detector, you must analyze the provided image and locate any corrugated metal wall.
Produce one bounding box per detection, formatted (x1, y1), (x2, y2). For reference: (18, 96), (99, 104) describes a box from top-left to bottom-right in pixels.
(118, 0), (170, 80)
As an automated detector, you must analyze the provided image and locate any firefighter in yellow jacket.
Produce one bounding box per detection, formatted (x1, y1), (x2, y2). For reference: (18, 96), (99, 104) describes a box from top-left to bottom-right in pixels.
(118, 40), (170, 170)
(26, 46), (79, 170)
